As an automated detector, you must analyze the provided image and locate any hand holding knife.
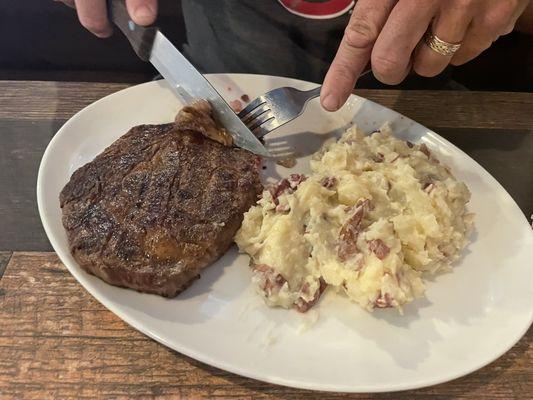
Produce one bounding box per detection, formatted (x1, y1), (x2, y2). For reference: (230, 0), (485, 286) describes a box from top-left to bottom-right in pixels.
(107, 0), (270, 157)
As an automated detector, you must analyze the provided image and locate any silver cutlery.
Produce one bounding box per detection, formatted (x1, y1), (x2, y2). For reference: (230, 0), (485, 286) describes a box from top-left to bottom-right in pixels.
(239, 70), (371, 138)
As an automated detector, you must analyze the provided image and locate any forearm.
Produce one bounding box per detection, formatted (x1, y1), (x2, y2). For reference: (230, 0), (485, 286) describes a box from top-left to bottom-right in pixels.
(516, 1), (533, 34)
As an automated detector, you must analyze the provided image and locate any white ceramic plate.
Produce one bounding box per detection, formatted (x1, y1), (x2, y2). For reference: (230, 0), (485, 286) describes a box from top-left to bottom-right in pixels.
(37, 74), (533, 393)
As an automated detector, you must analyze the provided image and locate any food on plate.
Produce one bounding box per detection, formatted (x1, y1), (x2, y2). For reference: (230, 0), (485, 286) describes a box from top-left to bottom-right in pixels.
(235, 125), (474, 312)
(60, 101), (262, 297)
(276, 156), (297, 168)
(229, 99), (243, 113)
(229, 94), (251, 113)
(175, 100), (234, 146)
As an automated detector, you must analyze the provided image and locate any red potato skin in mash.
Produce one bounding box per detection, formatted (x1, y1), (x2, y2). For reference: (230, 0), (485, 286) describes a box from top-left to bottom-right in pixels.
(268, 174), (307, 205)
(236, 126), (473, 314)
(374, 291), (393, 308)
(368, 239), (390, 260)
(252, 264), (327, 313)
(338, 199), (372, 262)
(321, 176), (338, 189)
(294, 278), (327, 313)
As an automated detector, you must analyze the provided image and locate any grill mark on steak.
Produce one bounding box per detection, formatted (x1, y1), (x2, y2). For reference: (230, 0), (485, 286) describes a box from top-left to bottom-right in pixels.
(60, 105), (262, 297)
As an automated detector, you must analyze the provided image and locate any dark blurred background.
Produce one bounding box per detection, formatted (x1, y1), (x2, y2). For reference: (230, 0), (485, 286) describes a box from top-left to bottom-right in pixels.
(1, 0), (532, 91)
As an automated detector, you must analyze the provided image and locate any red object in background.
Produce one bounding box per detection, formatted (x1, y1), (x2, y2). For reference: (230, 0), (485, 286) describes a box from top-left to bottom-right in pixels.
(278, 0), (354, 19)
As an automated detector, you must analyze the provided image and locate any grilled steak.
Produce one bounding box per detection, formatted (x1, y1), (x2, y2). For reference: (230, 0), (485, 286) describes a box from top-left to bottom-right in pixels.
(60, 102), (262, 297)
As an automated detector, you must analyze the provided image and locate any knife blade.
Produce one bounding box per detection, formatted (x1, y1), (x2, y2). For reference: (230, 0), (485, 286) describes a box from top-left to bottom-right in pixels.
(108, 0), (270, 157)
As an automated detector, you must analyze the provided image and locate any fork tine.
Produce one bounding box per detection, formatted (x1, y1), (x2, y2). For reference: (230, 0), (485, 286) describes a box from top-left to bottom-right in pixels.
(252, 118), (279, 138)
(237, 96), (267, 119)
(241, 104), (271, 125)
(239, 85), (324, 139)
(247, 111), (276, 131)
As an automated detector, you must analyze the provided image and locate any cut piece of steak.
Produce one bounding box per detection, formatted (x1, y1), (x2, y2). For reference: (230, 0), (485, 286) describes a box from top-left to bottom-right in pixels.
(60, 104), (262, 297)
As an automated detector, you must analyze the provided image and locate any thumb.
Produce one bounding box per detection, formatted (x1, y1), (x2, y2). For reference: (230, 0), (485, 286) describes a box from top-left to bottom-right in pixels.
(126, 0), (158, 26)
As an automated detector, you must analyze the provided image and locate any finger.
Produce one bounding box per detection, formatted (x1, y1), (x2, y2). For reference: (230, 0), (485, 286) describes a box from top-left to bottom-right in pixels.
(321, 0), (396, 111)
(74, 0), (113, 38)
(450, 25), (494, 66)
(371, 0), (439, 85)
(451, 0), (527, 66)
(126, 0), (158, 26)
(413, 4), (472, 77)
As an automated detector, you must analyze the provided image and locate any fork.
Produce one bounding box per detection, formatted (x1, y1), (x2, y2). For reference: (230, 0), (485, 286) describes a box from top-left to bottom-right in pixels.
(238, 70), (371, 138)
(238, 86), (321, 139)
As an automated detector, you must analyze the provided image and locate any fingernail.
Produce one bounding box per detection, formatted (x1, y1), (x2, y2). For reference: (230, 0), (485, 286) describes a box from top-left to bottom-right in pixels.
(134, 5), (155, 25)
(322, 94), (340, 112)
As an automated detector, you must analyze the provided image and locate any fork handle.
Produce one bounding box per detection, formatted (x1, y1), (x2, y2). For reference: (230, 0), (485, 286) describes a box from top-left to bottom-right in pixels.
(303, 86), (322, 99)
(294, 86), (322, 107)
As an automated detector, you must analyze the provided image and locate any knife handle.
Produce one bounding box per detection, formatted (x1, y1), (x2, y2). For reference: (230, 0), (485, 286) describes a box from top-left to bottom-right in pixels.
(108, 0), (158, 61)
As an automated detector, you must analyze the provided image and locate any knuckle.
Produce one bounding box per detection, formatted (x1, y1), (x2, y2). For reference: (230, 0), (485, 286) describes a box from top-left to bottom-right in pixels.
(501, 24), (515, 35)
(332, 60), (357, 83)
(344, 17), (379, 49)
(488, 15), (511, 31)
(483, 7), (513, 31)
(453, 0), (475, 10)
(494, 23), (515, 35)
(500, 0), (520, 15)
(371, 52), (401, 78)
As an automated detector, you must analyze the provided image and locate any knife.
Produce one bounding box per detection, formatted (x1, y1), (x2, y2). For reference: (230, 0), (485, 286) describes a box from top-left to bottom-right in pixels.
(108, 0), (270, 157)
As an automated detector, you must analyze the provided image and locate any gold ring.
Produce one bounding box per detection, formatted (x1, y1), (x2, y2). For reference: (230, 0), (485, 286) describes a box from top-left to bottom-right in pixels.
(424, 31), (462, 56)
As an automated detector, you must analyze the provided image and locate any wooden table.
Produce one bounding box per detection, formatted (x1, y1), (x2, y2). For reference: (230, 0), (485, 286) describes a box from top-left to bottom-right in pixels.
(0, 81), (531, 399)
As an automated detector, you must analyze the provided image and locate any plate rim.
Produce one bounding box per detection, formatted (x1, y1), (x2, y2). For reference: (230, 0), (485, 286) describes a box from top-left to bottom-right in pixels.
(36, 73), (533, 393)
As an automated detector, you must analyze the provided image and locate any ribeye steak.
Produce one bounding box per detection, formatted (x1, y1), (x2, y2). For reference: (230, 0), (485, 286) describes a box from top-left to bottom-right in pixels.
(60, 102), (262, 297)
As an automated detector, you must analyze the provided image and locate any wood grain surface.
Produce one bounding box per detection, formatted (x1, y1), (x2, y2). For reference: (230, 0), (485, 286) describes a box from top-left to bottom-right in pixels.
(0, 81), (532, 398)
(1, 81), (533, 132)
(0, 253), (531, 400)
(0, 252), (12, 280)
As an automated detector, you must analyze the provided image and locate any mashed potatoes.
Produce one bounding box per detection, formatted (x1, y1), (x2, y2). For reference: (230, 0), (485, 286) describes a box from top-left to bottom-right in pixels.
(235, 125), (474, 312)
